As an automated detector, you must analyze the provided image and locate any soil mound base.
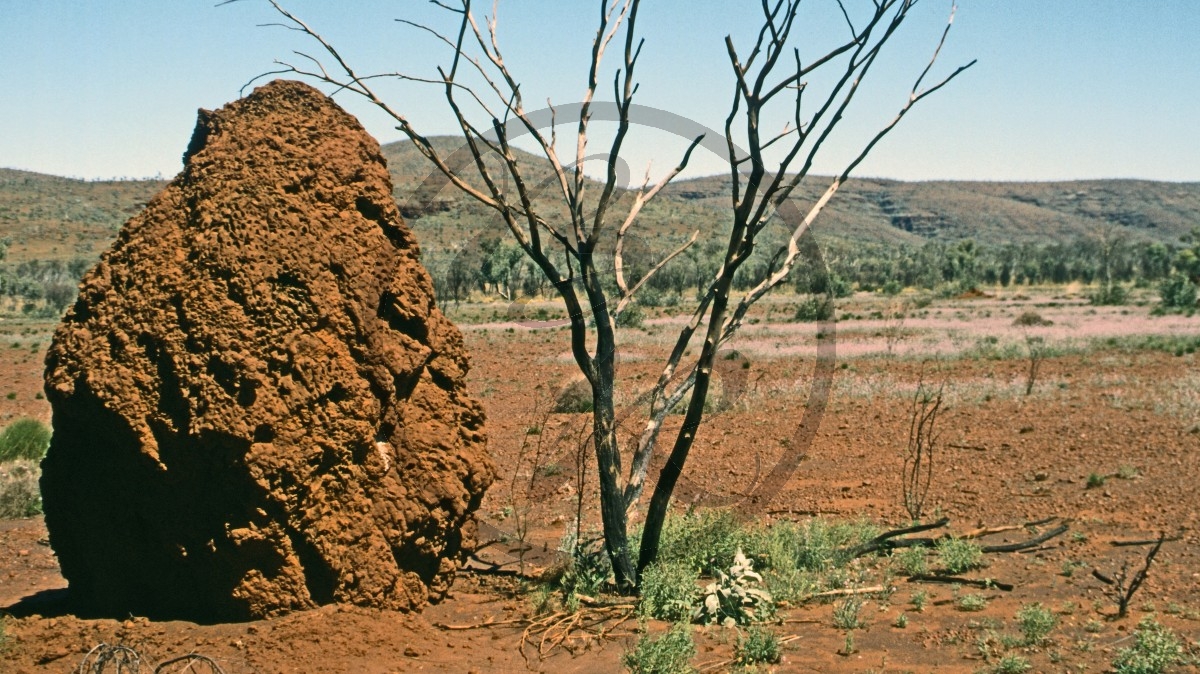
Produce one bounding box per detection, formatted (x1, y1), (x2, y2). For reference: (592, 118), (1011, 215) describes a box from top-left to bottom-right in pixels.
(39, 79), (492, 622)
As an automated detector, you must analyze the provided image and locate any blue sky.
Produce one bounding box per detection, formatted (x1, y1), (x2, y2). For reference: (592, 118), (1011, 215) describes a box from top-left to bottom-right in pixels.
(2, 1), (1198, 183)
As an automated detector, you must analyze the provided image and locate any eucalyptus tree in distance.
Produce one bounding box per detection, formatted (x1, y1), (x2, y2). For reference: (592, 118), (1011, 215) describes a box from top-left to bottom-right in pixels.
(242, 0), (973, 591)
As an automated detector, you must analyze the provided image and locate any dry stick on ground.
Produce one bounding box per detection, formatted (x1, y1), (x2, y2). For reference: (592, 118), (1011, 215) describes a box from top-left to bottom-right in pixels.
(1092, 535), (1168, 619)
(843, 518), (1068, 559)
(907, 575), (1014, 591)
(79, 644), (142, 674)
(153, 654), (228, 674)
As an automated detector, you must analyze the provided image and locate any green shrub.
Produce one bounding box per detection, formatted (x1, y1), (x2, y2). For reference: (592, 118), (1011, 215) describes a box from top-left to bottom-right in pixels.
(832, 595), (865, 629)
(735, 626), (781, 667)
(956, 593), (987, 612)
(936, 537), (983, 574)
(793, 296), (835, 322)
(623, 622), (696, 674)
(1112, 617), (1182, 674)
(639, 561), (700, 623)
(655, 509), (747, 577)
(0, 417), (52, 462)
(1090, 283), (1128, 306)
(1086, 472), (1106, 489)
(1158, 272), (1197, 311)
(893, 545), (928, 576)
(693, 550), (774, 627)
(0, 459), (42, 519)
(1016, 602), (1056, 645)
(616, 302), (645, 329)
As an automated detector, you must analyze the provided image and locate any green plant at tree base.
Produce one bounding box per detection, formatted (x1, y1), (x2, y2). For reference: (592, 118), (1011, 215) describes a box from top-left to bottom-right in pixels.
(693, 550), (774, 627)
(735, 626), (781, 668)
(638, 561), (700, 623)
(623, 622), (696, 674)
(1112, 617), (1183, 674)
(0, 418), (52, 462)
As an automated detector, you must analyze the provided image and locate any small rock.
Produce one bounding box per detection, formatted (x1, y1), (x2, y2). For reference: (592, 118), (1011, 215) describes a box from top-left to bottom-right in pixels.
(404, 646), (420, 658)
(1034, 472), (1049, 482)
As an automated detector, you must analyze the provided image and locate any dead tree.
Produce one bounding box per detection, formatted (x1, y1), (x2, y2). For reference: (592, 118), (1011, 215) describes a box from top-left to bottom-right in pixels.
(903, 375), (943, 521)
(243, 0), (973, 590)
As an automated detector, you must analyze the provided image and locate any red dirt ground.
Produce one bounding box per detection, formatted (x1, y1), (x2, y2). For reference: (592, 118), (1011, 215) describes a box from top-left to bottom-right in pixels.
(3, 297), (1200, 672)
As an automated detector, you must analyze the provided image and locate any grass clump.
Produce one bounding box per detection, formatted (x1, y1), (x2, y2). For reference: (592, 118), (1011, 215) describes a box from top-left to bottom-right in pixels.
(638, 561), (700, 623)
(734, 626), (781, 668)
(1086, 472), (1107, 489)
(990, 654), (1032, 674)
(0, 418), (51, 462)
(936, 537), (983, 573)
(654, 509), (747, 577)
(0, 459), (42, 519)
(623, 622), (696, 674)
(1112, 617), (1183, 674)
(893, 545), (928, 576)
(956, 593), (987, 612)
(1016, 602), (1056, 645)
(832, 596), (866, 629)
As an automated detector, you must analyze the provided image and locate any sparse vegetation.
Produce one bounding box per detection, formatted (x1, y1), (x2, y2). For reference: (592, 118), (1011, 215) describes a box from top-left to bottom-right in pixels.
(990, 654), (1032, 674)
(1112, 617), (1183, 674)
(638, 561), (700, 623)
(956, 593), (987, 612)
(734, 626), (781, 668)
(0, 459), (42, 519)
(623, 622), (696, 674)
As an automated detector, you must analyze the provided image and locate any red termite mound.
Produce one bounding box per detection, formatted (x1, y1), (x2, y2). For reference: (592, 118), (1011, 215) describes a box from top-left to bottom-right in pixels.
(40, 80), (493, 622)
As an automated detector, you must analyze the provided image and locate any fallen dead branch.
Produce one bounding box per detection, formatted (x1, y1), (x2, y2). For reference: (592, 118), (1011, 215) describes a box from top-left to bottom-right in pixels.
(907, 575), (1014, 592)
(78, 646), (227, 674)
(842, 517), (1068, 559)
(153, 654), (228, 674)
(807, 585), (889, 599)
(1109, 535), (1182, 547)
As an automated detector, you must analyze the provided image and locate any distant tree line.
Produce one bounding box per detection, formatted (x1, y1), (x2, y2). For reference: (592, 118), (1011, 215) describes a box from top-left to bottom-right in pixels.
(424, 229), (1200, 312)
(0, 240), (91, 317)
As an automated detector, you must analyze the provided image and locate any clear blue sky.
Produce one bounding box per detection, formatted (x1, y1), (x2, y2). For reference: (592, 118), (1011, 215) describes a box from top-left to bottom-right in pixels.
(2, 1), (1198, 183)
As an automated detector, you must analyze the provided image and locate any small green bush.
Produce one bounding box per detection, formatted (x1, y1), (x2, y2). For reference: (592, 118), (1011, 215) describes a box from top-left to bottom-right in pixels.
(0, 459), (42, 519)
(936, 537), (983, 574)
(735, 626), (781, 667)
(793, 296), (835, 322)
(0, 418), (52, 462)
(1086, 472), (1106, 489)
(639, 561), (699, 623)
(832, 595), (865, 629)
(956, 593), (987, 612)
(991, 654), (1032, 674)
(1158, 272), (1197, 311)
(623, 622), (696, 674)
(693, 550), (774, 627)
(1112, 617), (1182, 674)
(894, 545), (929, 576)
(1016, 602), (1057, 645)
(655, 509), (747, 577)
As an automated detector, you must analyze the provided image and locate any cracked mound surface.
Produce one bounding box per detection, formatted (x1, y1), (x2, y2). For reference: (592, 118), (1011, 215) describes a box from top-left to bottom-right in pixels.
(40, 79), (493, 622)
